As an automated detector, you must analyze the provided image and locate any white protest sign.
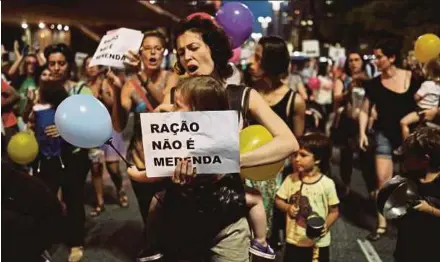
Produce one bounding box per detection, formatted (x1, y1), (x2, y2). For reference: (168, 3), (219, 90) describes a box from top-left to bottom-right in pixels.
(328, 46), (346, 62)
(141, 111), (240, 178)
(89, 28), (144, 68)
(302, 40), (320, 57)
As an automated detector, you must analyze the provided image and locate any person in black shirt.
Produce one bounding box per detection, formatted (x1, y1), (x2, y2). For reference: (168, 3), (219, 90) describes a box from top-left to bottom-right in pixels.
(359, 39), (423, 241)
(2, 157), (63, 262)
(394, 126), (440, 262)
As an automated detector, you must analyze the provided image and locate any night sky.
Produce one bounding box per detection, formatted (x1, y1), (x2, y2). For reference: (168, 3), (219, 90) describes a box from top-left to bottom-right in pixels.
(223, 0), (273, 33)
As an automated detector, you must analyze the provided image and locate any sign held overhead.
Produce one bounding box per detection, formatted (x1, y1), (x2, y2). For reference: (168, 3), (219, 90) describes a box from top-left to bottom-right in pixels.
(89, 28), (144, 68)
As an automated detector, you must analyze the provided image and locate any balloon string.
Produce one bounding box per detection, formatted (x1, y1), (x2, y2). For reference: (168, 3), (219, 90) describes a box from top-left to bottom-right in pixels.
(105, 139), (132, 167)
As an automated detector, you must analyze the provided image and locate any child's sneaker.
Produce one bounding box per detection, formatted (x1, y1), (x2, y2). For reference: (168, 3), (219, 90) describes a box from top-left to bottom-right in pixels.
(249, 239), (276, 260)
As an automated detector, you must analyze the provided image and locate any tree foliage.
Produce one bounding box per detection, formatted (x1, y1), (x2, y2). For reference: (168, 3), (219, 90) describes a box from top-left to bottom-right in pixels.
(317, 0), (440, 53)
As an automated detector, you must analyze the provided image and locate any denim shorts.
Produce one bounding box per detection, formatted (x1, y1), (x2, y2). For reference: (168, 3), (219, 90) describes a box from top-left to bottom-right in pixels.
(375, 131), (393, 158)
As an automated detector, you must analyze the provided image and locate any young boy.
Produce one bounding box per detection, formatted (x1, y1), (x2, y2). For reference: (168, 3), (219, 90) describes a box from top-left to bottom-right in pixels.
(276, 133), (339, 262)
(394, 126), (440, 262)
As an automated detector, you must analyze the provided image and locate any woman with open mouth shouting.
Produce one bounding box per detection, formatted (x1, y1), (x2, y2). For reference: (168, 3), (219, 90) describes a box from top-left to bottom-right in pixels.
(127, 17), (299, 262)
(111, 29), (179, 261)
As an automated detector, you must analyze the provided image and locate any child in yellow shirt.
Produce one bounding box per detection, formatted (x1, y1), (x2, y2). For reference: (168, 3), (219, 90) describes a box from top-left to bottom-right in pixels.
(276, 133), (339, 262)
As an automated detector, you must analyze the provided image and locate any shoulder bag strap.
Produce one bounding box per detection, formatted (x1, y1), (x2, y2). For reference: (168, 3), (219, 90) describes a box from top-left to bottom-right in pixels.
(131, 78), (154, 112)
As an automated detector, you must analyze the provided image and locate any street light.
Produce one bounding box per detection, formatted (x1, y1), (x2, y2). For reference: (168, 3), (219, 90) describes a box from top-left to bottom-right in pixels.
(268, 1), (284, 12)
(268, 1), (284, 36)
(251, 32), (263, 41)
(258, 16), (272, 36)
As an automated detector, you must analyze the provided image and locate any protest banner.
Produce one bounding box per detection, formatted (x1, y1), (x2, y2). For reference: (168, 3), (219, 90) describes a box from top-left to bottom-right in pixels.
(302, 39), (320, 57)
(89, 28), (144, 68)
(140, 111), (240, 178)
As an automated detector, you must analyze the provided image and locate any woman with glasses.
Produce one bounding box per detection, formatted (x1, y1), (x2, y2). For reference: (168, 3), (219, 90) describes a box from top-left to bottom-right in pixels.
(80, 55), (130, 217)
(111, 29), (179, 261)
(7, 41), (40, 130)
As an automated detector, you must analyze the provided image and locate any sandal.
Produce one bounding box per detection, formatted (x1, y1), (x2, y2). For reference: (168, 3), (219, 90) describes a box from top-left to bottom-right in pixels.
(118, 190), (129, 208)
(366, 226), (387, 241)
(68, 246), (84, 262)
(90, 204), (105, 217)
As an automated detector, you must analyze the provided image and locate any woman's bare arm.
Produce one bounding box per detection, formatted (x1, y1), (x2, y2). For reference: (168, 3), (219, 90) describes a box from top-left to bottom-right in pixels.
(240, 89), (299, 168)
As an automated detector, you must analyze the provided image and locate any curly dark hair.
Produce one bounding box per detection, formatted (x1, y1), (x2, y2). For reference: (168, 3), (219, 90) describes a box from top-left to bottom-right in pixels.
(44, 43), (76, 80)
(173, 17), (233, 80)
(38, 80), (69, 109)
(374, 39), (402, 67)
(403, 126), (440, 172)
(43, 43), (74, 64)
(343, 50), (367, 77)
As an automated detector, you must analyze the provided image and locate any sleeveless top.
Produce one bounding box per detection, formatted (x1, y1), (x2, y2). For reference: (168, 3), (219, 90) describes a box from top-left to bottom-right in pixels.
(129, 71), (172, 168)
(249, 89), (296, 130)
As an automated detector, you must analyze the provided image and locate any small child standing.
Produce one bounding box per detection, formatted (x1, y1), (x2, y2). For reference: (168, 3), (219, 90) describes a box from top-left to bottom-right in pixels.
(29, 79), (68, 193)
(276, 133), (339, 262)
(400, 56), (440, 142)
(394, 126), (440, 262)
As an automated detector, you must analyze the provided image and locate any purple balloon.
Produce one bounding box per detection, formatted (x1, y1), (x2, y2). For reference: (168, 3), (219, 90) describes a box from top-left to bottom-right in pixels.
(215, 2), (254, 49)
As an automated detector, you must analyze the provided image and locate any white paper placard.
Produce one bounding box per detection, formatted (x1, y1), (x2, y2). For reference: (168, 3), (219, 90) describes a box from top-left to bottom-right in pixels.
(89, 28), (144, 68)
(328, 46), (346, 62)
(140, 111), (240, 178)
(302, 40), (320, 57)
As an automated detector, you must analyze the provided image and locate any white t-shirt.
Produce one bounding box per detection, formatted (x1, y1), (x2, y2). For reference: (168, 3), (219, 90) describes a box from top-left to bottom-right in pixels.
(277, 173), (339, 247)
(416, 80), (440, 109)
(315, 76), (333, 105)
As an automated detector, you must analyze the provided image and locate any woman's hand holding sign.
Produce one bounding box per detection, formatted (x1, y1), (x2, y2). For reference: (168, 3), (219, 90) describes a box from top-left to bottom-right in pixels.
(172, 159), (197, 185)
(124, 50), (141, 72)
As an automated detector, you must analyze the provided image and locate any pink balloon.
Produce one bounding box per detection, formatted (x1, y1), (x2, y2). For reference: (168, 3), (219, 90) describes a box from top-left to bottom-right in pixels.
(187, 12), (215, 21)
(308, 77), (321, 90)
(229, 48), (241, 64)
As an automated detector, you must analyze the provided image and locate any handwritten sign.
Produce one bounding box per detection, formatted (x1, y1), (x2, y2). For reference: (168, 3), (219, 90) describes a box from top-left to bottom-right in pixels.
(302, 40), (320, 58)
(89, 28), (143, 68)
(140, 111), (240, 178)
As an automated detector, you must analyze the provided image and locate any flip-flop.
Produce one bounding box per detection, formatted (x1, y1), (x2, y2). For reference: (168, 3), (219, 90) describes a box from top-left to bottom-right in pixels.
(366, 226), (387, 241)
(118, 191), (129, 208)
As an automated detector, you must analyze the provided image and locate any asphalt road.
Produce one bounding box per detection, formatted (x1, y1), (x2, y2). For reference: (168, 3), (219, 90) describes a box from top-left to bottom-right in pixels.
(52, 118), (397, 261)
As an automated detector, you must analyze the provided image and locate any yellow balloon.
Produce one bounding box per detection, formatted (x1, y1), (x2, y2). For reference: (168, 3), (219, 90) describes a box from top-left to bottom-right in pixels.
(240, 125), (284, 181)
(7, 132), (39, 165)
(415, 34), (440, 63)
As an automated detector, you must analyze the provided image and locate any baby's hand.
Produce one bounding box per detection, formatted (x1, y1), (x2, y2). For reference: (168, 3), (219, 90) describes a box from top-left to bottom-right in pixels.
(288, 204), (298, 219)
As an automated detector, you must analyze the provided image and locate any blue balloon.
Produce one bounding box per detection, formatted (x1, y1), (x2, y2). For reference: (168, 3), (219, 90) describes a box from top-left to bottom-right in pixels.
(55, 94), (112, 148)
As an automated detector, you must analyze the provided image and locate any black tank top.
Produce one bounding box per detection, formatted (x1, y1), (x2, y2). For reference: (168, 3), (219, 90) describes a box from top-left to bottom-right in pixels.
(249, 89), (296, 130)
